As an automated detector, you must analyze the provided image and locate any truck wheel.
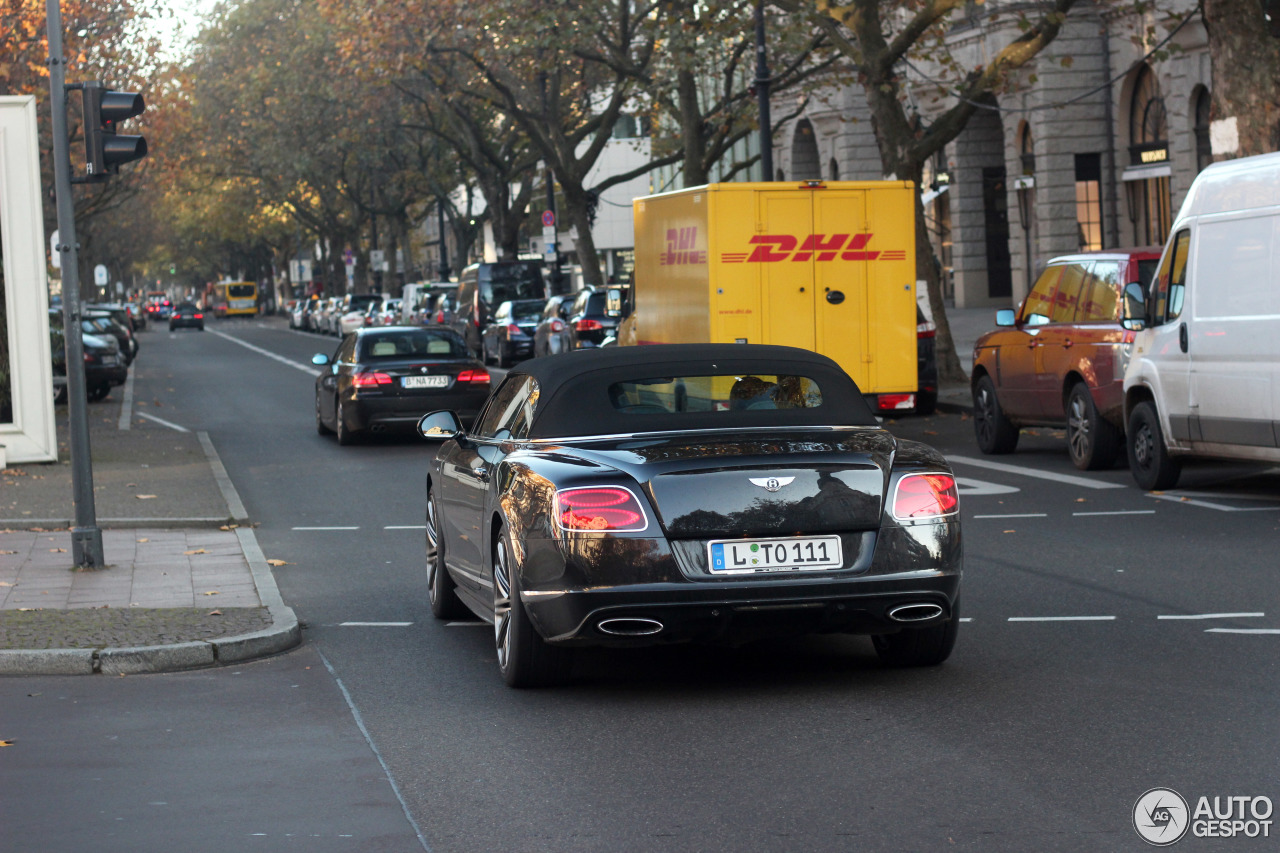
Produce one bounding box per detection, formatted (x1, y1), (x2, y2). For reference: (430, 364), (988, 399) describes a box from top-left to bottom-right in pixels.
(1127, 401), (1181, 490)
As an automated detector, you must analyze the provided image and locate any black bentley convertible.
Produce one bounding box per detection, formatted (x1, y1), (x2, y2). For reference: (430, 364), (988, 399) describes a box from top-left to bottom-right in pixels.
(419, 343), (962, 687)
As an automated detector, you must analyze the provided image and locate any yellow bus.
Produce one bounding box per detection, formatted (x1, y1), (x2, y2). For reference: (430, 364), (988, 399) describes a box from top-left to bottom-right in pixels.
(209, 281), (258, 317)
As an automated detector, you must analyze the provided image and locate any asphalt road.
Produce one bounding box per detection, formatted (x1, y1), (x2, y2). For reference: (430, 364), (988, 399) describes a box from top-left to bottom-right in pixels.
(8, 318), (1280, 852)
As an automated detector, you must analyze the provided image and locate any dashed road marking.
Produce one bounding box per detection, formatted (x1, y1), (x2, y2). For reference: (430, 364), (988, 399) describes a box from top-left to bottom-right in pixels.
(1008, 615), (1116, 622)
(292, 526), (359, 530)
(1205, 628), (1280, 635)
(1148, 493), (1280, 512)
(136, 410), (190, 433)
(1159, 612), (1265, 620)
(340, 622), (412, 627)
(209, 329), (322, 376)
(973, 513), (1047, 519)
(384, 525), (426, 530)
(1072, 510), (1156, 517)
(947, 455), (1125, 490)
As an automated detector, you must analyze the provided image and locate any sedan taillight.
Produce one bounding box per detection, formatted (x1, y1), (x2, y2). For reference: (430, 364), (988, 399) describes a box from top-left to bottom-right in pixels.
(555, 486), (648, 532)
(891, 474), (959, 520)
(551, 319), (564, 332)
(194, 313), (204, 319)
(353, 372), (393, 387)
(456, 369), (490, 384)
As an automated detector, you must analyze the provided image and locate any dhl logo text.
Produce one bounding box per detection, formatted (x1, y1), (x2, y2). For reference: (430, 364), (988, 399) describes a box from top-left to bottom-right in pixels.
(721, 234), (907, 264)
(660, 227), (707, 266)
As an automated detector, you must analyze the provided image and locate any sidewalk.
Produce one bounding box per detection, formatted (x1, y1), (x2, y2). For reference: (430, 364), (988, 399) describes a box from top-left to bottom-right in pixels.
(933, 304), (992, 413)
(0, 374), (299, 675)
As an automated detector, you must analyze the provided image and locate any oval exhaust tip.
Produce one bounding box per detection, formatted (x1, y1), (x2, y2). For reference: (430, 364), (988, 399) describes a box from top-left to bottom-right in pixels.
(597, 617), (664, 637)
(888, 603), (945, 623)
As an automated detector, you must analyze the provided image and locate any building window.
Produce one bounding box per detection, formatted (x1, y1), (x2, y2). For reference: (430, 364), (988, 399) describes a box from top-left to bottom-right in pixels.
(1194, 88), (1212, 173)
(1126, 65), (1172, 246)
(1075, 154), (1103, 251)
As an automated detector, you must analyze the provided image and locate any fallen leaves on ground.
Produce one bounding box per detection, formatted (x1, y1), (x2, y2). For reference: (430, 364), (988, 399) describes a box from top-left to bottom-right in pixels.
(0, 550), (16, 555)
(1003, 530), (1016, 534)
(135, 495), (157, 500)
(924, 430), (938, 436)
(183, 548), (207, 555)
(266, 559), (293, 566)
(219, 524), (240, 531)
(202, 590), (219, 596)
(1, 469), (25, 476)
(208, 609), (223, 616)
(48, 548), (66, 553)
(0, 582), (12, 586)
(0, 740), (14, 747)
(136, 538), (150, 543)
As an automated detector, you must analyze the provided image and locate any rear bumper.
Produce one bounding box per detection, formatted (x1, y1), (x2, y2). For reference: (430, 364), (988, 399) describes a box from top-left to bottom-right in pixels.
(524, 571), (961, 646)
(348, 391), (488, 429)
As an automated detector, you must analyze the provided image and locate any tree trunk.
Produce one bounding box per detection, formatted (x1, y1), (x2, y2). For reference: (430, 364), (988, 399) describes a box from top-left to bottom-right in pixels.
(1203, 0), (1280, 157)
(678, 69), (710, 187)
(563, 186), (604, 286)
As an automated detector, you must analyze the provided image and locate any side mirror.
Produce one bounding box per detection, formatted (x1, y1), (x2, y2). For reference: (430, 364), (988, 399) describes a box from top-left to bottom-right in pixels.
(995, 309), (1017, 327)
(417, 410), (465, 441)
(606, 288), (623, 317)
(311, 353), (330, 366)
(1122, 282), (1147, 330)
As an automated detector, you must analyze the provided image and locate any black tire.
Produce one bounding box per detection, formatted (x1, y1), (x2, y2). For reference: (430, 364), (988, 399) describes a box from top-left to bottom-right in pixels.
(426, 491), (467, 619)
(493, 524), (573, 687)
(873, 599), (960, 667)
(335, 399), (357, 445)
(972, 374), (1019, 454)
(1065, 382), (1123, 471)
(86, 383), (111, 403)
(315, 393), (334, 435)
(1127, 400), (1181, 490)
(915, 389), (937, 417)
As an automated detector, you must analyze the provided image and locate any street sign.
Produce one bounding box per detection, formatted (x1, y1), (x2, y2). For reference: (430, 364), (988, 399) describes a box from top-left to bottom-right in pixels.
(370, 249), (385, 268)
(343, 248), (354, 267)
(93, 264), (107, 285)
(541, 210), (555, 228)
(51, 230), (60, 269)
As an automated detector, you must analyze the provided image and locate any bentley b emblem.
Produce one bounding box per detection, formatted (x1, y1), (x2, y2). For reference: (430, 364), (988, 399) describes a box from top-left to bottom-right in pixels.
(749, 476), (794, 492)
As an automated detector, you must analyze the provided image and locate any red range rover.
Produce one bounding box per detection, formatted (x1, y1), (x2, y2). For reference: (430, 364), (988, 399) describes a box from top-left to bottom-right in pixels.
(970, 247), (1161, 470)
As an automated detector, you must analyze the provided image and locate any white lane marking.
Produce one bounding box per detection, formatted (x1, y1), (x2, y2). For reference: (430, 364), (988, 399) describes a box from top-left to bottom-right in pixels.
(1072, 510), (1156, 517)
(1164, 489), (1280, 503)
(1159, 612), (1265, 620)
(208, 329), (323, 376)
(117, 368), (135, 430)
(340, 621), (412, 627)
(292, 526), (359, 530)
(954, 477), (1020, 496)
(1148, 493), (1280, 512)
(135, 410), (190, 432)
(198, 431), (249, 522)
(1008, 616), (1116, 622)
(972, 513), (1047, 519)
(947, 455), (1124, 490)
(958, 618), (973, 622)
(1206, 628), (1280, 635)
(384, 525), (427, 530)
(446, 621), (487, 627)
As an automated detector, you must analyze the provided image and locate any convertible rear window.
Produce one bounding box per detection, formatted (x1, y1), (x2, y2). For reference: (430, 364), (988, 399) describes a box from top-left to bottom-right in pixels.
(608, 374), (823, 415)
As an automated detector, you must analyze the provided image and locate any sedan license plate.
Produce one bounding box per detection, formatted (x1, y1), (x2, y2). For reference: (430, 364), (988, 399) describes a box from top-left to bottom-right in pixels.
(401, 375), (449, 389)
(101, 356), (118, 366)
(708, 535), (842, 574)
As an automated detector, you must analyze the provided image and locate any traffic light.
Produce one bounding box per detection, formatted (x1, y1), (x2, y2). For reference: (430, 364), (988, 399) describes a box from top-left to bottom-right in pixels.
(83, 82), (147, 179)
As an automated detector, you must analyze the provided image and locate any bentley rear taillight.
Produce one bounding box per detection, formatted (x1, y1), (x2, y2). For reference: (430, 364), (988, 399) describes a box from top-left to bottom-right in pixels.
(555, 486), (648, 532)
(891, 474), (959, 520)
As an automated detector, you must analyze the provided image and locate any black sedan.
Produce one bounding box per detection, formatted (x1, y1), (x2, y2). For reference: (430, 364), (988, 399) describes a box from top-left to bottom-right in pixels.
(169, 301), (205, 331)
(418, 343), (962, 687)
(313, 327), (490, 445)
(481, 298), (545, 367)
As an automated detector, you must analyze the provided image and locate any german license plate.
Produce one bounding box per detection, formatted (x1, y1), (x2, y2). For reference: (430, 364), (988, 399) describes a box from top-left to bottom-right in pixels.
(402, 375), (449, 389)
(708, 535), (842, 574)
(101, 356), (118, 366)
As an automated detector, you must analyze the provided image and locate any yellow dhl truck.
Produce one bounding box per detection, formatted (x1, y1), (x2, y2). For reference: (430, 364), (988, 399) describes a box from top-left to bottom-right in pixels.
(626, 181), (922, 413)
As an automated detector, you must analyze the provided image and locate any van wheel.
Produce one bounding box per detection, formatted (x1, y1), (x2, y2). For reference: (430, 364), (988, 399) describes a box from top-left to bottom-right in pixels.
(972, 375), (1018, 454)
(1128, 401), (1181, 490)
(1066, 383), (1122, 470)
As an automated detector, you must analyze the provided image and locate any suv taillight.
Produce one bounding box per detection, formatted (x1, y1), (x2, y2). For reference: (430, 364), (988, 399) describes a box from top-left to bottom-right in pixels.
(891, 474), (959, 520)
(576, 318), (604, 332)
(917, 320), (937, 339)
(555, 486), (648, 532)
(877, 393), (916, 411)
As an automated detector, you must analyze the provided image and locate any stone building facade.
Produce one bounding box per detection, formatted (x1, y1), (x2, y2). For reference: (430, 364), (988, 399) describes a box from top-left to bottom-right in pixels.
(773, 1), (1210, 309)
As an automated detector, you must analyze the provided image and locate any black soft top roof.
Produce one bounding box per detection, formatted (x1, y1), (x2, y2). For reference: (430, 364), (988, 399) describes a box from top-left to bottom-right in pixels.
(511, 344), (877, 438)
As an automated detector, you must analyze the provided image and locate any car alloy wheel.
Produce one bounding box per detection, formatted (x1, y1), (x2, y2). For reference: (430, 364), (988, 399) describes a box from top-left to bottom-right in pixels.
(972, 375), (1018, 454)
(492, 525), (573, 687)
(335, 399), (355, 445)
(426, 493), (465, 619)
(1066, 383), (1121, 471)
(493, 537), (513, 672)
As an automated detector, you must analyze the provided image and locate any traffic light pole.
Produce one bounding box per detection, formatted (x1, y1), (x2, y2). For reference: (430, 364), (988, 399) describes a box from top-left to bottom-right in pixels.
(46, 0), (105, 568)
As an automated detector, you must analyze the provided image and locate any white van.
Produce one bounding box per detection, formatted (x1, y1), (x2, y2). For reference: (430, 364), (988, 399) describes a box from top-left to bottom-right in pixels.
(1123, 151), (1280, 489)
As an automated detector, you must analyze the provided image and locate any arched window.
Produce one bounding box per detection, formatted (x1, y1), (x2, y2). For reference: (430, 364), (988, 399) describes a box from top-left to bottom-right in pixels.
(1125, 65), (1172, 246)
(790, 120), (820, 181)
(1193, 87), (1213, 173)
(1130, 65), (1168, 162)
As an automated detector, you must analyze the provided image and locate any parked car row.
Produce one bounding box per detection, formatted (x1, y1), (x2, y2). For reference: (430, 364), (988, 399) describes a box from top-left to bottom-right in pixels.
(289, 293), (388, 336)
(971, 148), (1280, 489)
(49, 308), (129, 404)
